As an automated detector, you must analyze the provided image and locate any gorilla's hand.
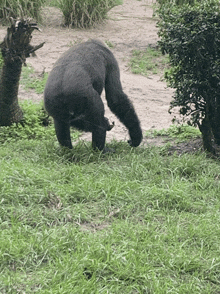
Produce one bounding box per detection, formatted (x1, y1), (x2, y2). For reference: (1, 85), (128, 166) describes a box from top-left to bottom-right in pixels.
(104, 117), (115, 131)
(128, 128), (143, 147)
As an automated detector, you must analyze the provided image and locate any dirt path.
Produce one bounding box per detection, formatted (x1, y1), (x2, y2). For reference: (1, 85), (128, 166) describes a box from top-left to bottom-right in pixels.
(0, 0), (179, 144)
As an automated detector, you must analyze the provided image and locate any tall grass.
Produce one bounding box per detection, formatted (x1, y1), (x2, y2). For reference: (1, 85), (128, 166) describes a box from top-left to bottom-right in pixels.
(156, 0), (197, 6)
(58, 0), (122, 28)
(0, 0), (45, 22)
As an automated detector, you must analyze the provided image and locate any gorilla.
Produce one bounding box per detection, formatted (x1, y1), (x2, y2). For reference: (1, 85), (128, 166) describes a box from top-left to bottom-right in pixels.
(44, 39), (142, 152)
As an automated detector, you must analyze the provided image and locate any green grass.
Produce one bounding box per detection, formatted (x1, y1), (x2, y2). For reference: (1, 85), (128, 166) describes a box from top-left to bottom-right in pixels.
(57, 0), (121, 28)
(0, 0), (45, 22)
(0, 101), (80, 144)
(129, 46), (169, 77)
(146, 124), (201, 142)
(1, 113), (220, 293)
(45, 0), (123, 8)
(45, 0), (60, 7)
(20, 65), (48, 94)
(105, 40), (115, 48)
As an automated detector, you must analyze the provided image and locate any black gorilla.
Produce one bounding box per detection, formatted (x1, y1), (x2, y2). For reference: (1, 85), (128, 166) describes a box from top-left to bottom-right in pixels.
(44, 39), (142, 151)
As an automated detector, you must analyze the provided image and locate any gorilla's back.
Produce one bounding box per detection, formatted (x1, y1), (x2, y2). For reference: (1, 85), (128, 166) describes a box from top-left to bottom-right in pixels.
(44, 40), (114, 102)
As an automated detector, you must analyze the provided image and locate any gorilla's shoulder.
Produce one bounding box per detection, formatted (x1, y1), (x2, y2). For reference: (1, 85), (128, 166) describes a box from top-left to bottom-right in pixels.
(88, 39), (106, 47)
(75, 39), (109, 51)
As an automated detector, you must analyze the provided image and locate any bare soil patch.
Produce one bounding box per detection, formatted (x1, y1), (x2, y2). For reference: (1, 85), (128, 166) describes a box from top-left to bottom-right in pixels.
(0, 0), (182, 146)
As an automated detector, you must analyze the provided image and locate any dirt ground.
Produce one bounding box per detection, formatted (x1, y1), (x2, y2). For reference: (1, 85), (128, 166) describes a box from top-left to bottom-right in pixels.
(0, 0), (181, 146)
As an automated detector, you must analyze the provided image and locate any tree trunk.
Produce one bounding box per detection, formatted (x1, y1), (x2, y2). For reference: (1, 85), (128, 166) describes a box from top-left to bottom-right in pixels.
(0, 18), (44, 126)
(199, 115), (215, 154)
(0, 60), (23, 126)
(210, 95), (220, 146)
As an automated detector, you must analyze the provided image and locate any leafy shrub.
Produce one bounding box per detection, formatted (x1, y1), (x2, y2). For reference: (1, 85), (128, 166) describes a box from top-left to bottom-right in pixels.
(0, 101), (54, 143)
(157, 0), (220, 154)
(0, 0), (45, 22)
(58, 0), (121, 28)
(0, 101), (81, 144)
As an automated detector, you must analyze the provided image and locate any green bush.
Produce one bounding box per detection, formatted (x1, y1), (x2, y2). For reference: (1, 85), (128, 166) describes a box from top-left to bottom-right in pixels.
(58, 0), (121, 28)
(0, 101), (81, 144)
(157, 0), (220, 154)
(0, 0), (45, 22)
(0, 101), (54, 143)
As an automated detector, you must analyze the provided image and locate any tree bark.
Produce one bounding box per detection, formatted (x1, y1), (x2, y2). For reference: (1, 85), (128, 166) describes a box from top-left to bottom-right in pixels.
(0, 60), (23, 126)
(199, 116), (215, 154)
(210, 96), (220, 146)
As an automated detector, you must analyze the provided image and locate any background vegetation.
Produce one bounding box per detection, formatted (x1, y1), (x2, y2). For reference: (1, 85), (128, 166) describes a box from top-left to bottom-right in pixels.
(0, 0), (45, 22)
(58, 0), (122, 28)
(0, 0), (122, 27)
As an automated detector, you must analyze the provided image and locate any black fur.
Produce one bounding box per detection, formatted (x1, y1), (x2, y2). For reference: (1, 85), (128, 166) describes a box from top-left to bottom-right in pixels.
(44, 40), (142, 151)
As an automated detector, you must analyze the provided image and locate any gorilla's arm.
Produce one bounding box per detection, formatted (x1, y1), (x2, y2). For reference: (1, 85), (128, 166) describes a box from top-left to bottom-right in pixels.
(104, 59), (142, 147)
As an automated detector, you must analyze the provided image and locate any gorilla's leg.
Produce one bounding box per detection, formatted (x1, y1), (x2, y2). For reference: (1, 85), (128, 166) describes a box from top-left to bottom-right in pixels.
(70, 113), (107, 151)
(81, 90), (110, 152)
(70, 115), (114, 152)
(89, 112), (108, 152)
(92, 126), (107, 151)
(54, 119), (73, 149)
(105, 68), (143, 147)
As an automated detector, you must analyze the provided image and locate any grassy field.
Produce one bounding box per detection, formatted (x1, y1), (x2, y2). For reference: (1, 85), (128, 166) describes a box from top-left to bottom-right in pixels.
(1, 113), (220, 293)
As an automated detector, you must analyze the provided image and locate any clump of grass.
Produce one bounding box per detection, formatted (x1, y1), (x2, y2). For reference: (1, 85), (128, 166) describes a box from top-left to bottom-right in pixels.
(105, 40), (115, 48)
(46, 0), (60, 7)
(58, 0), (121, 28)
(20, 64), (48, 94)
(146, 124), (201, 142)
(129, 46), (169, 77)
(0, 0), (45, 23)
